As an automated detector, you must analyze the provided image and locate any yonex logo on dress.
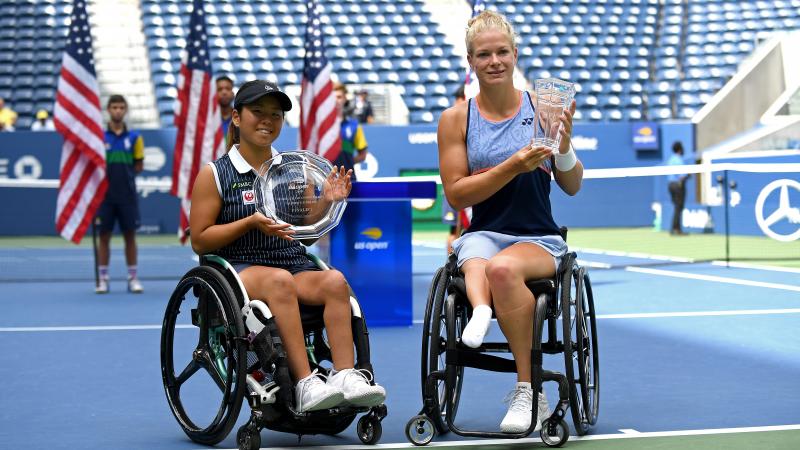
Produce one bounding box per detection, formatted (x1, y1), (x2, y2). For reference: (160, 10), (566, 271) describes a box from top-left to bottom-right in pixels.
(521, 117), (534, 125)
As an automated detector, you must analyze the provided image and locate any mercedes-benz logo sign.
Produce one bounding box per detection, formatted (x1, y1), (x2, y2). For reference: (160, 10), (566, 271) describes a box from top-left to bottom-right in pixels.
(755, 179), (800, 242)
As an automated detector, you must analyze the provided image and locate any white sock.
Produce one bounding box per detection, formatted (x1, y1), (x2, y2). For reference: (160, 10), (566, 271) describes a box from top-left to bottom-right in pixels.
(461, 305), (492, 348)
(516, 382), (532, 390)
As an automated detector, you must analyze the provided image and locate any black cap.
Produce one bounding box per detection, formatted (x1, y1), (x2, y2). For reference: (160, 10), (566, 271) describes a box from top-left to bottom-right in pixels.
(234, 80), (292, 111)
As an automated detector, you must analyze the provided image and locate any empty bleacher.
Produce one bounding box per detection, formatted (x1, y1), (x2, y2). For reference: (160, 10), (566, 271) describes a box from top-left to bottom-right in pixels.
(1, 0), (799, 128)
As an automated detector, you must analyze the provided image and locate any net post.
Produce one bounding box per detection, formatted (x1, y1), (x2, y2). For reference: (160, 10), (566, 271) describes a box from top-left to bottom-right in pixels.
(723, 170), (730, 267)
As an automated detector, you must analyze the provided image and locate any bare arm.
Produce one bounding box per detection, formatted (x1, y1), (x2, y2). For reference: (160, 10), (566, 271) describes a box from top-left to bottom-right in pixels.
(438, 105), (553, 210)
(189, 165), (293, 255)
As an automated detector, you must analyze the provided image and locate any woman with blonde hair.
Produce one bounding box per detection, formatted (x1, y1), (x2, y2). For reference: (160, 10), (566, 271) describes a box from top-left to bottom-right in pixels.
(437, 10), (583, 433)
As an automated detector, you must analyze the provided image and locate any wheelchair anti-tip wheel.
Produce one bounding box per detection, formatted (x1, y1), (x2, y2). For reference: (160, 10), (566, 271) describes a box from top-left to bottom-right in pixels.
(561, 264), (600, 436)
(405, 414), (435, 446)
(420, 266), (465, 434)
(161, 265), (248, 445)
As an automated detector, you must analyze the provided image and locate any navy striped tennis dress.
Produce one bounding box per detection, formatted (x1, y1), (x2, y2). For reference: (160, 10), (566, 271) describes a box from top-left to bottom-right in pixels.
(210, 147), (309, 267)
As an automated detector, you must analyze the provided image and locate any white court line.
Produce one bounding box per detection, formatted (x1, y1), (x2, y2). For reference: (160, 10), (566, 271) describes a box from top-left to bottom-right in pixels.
(573, 247), (695, 263)
(206, 424), (800, 449)
(597, 308), (800, 319)
(711, 260), (800, 274)
(626, 266), (800, 292)
(410, 308), (800, 325)
(0, 324), (194, 332)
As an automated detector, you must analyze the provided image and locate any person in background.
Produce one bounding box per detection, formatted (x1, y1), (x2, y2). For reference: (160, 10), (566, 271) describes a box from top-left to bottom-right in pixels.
(333, 82), (368, 180)
(438, 10), (581, 434)
(0, 97), (17, 131)
(95, 95), (145, 294)
(31, 109), (55, 131)
(216, 75), (235, 136)
(352, 89), (374, 124)
(666, 141), (689, 236)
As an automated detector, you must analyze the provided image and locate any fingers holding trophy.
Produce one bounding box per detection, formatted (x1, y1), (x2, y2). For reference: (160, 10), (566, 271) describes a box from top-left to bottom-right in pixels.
(253, 151), (349, 240)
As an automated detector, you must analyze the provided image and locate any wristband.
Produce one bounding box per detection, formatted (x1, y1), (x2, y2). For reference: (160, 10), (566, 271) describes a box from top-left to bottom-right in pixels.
(555, 148), (577, 172)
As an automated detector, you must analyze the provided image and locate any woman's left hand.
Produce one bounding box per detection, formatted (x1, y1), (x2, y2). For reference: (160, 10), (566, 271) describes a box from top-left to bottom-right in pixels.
(557, 99), (577, 154)
(324, 165), (353, 202)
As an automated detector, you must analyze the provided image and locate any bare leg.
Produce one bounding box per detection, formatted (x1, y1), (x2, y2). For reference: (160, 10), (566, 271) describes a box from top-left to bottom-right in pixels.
(122, 229), (137, 266)
(487, 244), (556, 382)
(98, 231), (112, 267)
(295, 269), (354, 370)
(239, 267), (311, 381)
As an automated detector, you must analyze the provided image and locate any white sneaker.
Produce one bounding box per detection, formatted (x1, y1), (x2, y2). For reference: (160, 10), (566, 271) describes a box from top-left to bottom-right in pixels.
(327, 368), (386, 407)
(95, 278), (109, 294)
(294, 370), (344, 412)
(500, 387), (550, 433)
(127, 277), (143, 293)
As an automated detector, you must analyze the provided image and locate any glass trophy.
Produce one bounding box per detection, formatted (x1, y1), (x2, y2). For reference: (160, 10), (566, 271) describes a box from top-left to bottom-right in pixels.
(252, 151), (347, 240)
(533, 78), (576, 154)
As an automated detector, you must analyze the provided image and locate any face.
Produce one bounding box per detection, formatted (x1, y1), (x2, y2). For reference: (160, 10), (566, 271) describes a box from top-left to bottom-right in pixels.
(466, 29), (517, 86)
(335, 89), (347, 115)
(216, 79), (234, 107)
(233, 95), (284, 149)
(107, 101), (127, 122)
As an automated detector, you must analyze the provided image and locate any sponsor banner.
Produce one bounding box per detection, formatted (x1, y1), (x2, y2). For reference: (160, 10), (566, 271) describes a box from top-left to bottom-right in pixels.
(632, 121), (659, 151)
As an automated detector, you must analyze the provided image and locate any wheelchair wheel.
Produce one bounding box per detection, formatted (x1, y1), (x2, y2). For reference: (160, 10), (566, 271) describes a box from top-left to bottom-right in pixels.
(161, 266), (248, 445)
(561, 265), (600, 435)
(420, 267), (464, 434)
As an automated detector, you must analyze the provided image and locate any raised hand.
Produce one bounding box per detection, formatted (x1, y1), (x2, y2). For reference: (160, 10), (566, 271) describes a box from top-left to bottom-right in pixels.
(323, 165), (353, 202)
(557, 99), (577, 155)
(250, 211), (295, 241)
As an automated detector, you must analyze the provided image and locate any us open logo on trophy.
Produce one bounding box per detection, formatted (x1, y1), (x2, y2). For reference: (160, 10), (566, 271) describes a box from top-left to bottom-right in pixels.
(252, 151), (347, 239)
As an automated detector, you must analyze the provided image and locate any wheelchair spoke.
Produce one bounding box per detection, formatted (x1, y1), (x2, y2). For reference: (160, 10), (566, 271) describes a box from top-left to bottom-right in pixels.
(174, 358), (202, 387)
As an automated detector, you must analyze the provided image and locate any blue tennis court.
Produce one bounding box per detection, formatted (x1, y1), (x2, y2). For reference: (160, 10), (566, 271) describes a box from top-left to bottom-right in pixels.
(0, 238), (798, 449)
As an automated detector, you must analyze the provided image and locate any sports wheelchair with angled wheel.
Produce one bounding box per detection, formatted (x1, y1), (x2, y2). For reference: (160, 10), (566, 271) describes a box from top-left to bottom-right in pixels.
(160, 253), (387, 450)
(406, 230), (599, 447)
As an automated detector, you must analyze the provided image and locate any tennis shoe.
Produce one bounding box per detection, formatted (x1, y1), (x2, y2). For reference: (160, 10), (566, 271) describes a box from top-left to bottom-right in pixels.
(327, 368), (386, 407)
(127, 277), (143, 293)
(95, 278), (109, 294)
(500, 386), (550, 433)
(294, 370), (344, 412)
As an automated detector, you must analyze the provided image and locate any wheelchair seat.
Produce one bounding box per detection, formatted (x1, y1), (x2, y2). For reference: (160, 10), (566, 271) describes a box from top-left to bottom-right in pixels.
(160, 254), (386, 450)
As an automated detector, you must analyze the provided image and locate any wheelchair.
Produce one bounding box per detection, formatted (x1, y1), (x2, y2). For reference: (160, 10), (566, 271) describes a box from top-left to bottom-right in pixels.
(160, 253), (387, 450)
(405, 230), (599, 447)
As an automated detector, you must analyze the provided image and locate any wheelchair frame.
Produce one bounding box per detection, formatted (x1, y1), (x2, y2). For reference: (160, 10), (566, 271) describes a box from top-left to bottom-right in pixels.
(160, 254), (387, 450)
(406, 246), (599, 447)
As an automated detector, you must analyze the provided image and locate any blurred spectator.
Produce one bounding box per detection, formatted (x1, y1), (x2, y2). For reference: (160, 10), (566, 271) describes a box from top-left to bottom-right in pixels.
(0, 97), (17, 131)
(333, 82), (368, 180)
(216, 75), (234, 136)
(352, 89), (374, 124)
(30, 109), (55, 131)
(666, 141), (689, 236)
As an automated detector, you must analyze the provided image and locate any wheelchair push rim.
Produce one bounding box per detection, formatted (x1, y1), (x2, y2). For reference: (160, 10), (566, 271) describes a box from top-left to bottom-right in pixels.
(561, 264), (600, 435)
(420, 266), (464, 434)
(161, 266), (248, 445)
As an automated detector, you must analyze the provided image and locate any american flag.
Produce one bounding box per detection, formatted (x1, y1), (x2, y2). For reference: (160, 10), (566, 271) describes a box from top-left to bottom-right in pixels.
(464, 0), (486, 99)
(299, 0), (341, 162)
(171, 0), (224, 242)
(53, 0), (106, 244)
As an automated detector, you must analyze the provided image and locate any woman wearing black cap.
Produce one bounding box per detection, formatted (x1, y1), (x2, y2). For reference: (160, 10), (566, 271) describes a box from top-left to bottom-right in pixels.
(189, 80), (386, 413)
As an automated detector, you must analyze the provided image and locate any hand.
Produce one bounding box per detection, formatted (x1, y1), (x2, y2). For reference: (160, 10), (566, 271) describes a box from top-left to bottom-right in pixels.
(511, 142), (553, 175)
(557, 99), (577, 155)
(323, 165), (353, 202)
(250, 212), (295, 241)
